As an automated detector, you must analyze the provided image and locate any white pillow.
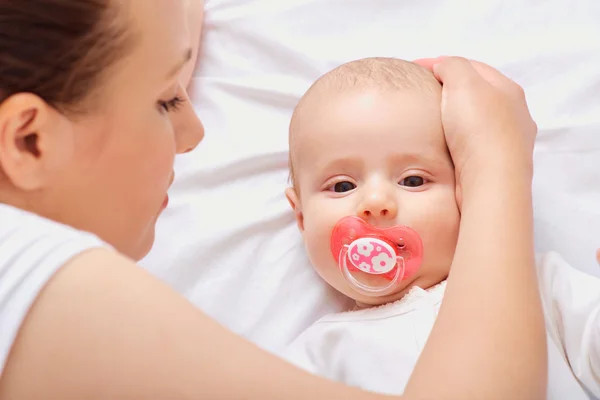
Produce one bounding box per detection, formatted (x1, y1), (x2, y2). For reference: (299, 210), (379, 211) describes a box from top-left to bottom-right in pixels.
(141, 0), (600, 353)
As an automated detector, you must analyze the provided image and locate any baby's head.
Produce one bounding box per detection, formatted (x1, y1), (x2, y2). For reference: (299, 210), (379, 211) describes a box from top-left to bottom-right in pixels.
(286, 58), (460, 307)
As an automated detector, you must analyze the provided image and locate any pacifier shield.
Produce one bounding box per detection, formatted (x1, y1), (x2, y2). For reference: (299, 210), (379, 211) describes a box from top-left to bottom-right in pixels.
(347, 237), (397, 274)
(331, 216), (424, 283)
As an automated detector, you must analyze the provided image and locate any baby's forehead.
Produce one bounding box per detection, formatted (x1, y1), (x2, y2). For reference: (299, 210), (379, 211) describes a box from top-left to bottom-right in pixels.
(288, 58), (443, 184)
(291, 58), (440, 130)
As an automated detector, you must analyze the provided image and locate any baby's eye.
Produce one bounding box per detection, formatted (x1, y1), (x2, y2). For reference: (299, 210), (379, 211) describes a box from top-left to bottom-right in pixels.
(332, 181), (356, 193)
(399, 176), (425, 187)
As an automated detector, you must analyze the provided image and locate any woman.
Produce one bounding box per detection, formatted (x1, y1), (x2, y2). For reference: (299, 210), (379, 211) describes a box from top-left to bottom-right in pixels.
(0, 0), (546, 399)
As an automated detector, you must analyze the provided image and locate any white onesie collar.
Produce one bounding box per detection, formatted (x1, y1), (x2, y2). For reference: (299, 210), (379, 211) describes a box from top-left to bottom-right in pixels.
(321, 281), (447, 323)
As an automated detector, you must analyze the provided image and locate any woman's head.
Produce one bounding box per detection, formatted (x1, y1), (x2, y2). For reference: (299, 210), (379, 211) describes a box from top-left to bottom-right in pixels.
(0, 0), (204, 259)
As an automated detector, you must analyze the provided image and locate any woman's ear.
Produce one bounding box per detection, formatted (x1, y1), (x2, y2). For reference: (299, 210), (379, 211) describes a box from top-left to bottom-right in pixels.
(0, 94), (73, 191)
(285, 187), (304, 232)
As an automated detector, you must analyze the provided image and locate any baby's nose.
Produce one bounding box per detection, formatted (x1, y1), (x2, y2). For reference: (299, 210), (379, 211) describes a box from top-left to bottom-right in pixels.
(358, 190), (398, 221)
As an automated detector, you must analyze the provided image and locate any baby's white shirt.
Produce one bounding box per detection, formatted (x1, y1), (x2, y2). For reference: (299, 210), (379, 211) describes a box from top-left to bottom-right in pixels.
(283, 252), (600, 399)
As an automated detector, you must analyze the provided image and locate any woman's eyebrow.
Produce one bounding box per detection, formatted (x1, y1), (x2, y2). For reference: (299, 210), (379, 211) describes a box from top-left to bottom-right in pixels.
(165, 48), (192, 79)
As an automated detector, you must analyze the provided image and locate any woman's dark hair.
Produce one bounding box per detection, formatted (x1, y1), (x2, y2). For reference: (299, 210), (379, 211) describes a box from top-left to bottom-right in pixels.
(0, 0), (132, 113)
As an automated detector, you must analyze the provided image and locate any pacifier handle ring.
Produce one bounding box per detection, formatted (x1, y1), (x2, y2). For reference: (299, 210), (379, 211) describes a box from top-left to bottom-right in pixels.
(339, 246), (405, 295)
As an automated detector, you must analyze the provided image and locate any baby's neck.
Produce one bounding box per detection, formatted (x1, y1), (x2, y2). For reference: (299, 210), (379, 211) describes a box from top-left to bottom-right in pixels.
(353, 275), (448, 310)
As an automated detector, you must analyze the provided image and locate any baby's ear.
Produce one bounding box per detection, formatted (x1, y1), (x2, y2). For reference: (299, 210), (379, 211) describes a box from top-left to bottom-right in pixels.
(285, 187), (304, 232)
(596, 249), (600, 265)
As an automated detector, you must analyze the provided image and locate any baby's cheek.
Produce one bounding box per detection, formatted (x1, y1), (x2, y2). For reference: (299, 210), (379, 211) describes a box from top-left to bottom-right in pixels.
(302, 198), (358, 272)
(303, 216), (337, 268)
(304, 221), (329, 255)
(408, 205), (459, 270)
(424, 217), (459, 271)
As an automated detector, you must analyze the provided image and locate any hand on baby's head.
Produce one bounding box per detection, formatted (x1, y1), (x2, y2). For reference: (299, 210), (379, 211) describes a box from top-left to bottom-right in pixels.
(415, 57), (537, 185)
(286, 58), (459, 307)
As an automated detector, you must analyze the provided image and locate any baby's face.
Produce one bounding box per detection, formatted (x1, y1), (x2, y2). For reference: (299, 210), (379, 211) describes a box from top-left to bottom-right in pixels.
(287, 87), (460, 306)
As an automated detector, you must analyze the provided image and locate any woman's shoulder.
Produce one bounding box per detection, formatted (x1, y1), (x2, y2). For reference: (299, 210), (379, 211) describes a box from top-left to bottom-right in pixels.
(0, 203), (104, 243)
(0, 203), (110, 373)
(0, 203), (109, 269)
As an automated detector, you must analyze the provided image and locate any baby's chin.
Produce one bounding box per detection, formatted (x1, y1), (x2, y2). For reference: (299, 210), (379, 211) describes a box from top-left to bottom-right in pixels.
(344, 276), (420, 309)
(350, 271), (449, 308)
(316, 260), (449, 308)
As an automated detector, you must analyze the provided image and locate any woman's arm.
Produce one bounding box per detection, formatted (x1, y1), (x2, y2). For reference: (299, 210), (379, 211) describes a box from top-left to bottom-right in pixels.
(407, 57), (547, 399)
(407, 169), (544, 399)
(0, 249), (387, 400)
(0, 223), (542, 400)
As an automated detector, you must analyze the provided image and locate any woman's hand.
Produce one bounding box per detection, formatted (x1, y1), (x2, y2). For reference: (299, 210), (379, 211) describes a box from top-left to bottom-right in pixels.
(407, 56), (547, 400)
(415, 56), (537, 190)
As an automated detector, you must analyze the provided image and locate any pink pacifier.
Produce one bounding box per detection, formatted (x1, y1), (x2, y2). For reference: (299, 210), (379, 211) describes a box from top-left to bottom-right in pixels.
(330, 216), (424, 296)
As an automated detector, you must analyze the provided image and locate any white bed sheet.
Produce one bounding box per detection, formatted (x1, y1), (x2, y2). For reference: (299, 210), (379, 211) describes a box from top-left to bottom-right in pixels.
(141, 0), (600, 354)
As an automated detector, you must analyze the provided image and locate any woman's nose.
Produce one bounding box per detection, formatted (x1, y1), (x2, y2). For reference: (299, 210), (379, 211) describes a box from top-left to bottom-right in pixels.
(174, 88), (204, 154)
(357, 186), (398, 221)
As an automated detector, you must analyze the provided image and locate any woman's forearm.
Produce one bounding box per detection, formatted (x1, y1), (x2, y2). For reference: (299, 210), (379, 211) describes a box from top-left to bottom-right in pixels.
(2, 242), (544, 400)
(406, 166), (547, 399)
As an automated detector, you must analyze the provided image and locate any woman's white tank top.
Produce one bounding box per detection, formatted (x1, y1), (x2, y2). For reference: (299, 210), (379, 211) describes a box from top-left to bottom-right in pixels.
(0, 203), (106, 373)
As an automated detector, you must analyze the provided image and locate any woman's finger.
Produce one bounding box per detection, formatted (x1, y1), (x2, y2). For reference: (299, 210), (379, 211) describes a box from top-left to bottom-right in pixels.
(413, 56), (447, 71)
(416, 57), (523, 98)
(428, 56), (485, 90)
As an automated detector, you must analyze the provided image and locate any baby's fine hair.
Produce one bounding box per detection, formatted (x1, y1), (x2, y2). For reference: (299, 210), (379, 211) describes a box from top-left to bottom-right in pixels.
(309, 57), (439, 95)
(288, 57), (440, 187)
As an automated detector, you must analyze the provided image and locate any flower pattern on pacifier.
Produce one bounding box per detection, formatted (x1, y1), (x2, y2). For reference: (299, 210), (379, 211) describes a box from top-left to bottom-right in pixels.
(371, 252), (396, 273)
(357, 242), (374, 257)
(358, 262), (371, 271)
(347, 237), (397, 274)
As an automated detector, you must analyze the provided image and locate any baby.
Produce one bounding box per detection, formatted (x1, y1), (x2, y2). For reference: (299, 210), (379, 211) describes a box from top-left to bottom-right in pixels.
(283, 58), (600, 399)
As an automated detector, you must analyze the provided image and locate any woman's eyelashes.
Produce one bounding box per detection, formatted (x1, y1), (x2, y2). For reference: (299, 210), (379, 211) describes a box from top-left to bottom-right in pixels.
(158, 95), (185, 113)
